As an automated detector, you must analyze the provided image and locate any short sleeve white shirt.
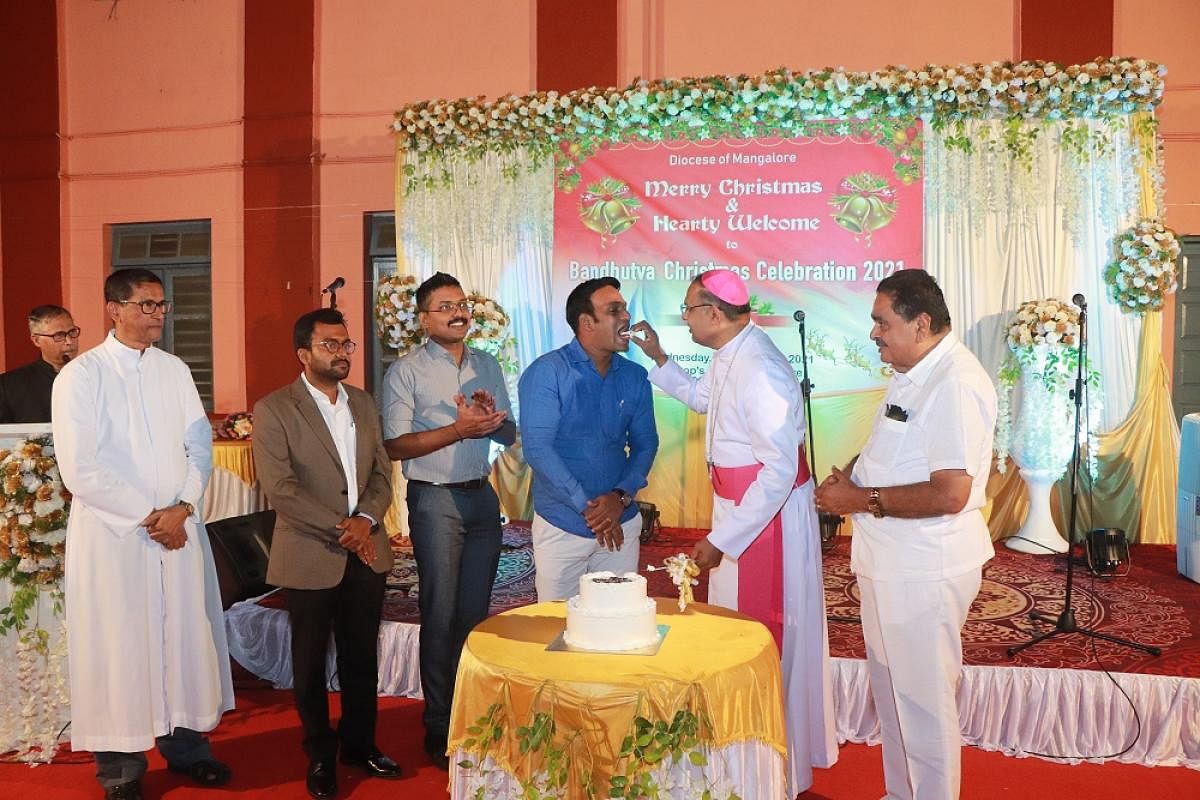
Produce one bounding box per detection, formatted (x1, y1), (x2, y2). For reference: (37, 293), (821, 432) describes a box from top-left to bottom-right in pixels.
(850, 332), (998, 581)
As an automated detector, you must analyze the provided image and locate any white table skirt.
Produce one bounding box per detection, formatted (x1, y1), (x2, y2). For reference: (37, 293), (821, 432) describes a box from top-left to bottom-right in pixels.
(203, 466), (268, 523)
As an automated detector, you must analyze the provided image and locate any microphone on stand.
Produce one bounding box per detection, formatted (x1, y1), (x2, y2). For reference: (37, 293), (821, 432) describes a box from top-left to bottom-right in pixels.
(793, 310), (805, 325)
(322, 277), (346, 309)
(1072, 292), (1087, 310)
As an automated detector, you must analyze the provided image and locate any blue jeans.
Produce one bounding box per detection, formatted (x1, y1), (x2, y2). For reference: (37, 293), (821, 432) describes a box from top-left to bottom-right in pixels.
(407, 481), (502, 743)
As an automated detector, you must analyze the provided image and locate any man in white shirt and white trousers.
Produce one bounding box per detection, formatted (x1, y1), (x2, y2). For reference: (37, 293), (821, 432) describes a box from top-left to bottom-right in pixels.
(631, 270), (837, 798)
(816, 269), (997, 800)
(52, 268), (233, 800)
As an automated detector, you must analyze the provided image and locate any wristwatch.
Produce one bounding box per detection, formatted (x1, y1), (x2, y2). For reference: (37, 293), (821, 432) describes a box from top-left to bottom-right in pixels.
(178, 500), (195, 516)
(866, 488), (885, 519)
(612, 488), (633, 509)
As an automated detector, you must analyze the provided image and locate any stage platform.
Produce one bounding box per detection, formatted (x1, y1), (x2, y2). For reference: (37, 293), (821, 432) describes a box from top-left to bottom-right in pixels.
(224, 523), (1200, 770)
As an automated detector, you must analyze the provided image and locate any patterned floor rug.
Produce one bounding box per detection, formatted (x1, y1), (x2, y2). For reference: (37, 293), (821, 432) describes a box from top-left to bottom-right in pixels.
(322, 523), (1199, 679)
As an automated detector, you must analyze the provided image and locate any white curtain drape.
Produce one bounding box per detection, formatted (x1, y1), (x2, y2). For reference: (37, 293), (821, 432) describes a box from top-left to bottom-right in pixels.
(927, 117), (1150, 429)
(398, 118), (1153, 432)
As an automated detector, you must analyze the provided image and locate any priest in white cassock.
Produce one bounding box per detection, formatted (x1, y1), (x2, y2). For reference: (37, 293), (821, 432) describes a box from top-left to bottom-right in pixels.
(630, 270), (836, 797)
(52, 268), (234, 800)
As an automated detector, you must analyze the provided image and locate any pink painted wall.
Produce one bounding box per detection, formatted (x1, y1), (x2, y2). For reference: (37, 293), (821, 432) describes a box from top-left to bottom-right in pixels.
(618, 0), (1017, 83)
(1114, 0), (1200, 373)
(59, 0), (246, 409)
(314, 0), (535, 388)
(38, 0), (1194, 408)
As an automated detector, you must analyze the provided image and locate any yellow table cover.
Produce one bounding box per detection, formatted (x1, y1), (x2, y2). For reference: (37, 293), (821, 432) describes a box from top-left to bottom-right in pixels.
(212, 439), (256, 486)
(449, 599), (786, 795)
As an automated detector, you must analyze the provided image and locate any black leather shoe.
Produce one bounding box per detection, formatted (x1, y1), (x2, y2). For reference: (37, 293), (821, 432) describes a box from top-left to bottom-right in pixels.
(306, 758), (337, 799)
(423, 736), (450, 771)
(104, 781), (143, 800)
(340, 749), (402, 779)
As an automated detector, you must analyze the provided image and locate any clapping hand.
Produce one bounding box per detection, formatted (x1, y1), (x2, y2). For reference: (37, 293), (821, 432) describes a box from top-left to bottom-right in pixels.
(453, 392), (507, 438)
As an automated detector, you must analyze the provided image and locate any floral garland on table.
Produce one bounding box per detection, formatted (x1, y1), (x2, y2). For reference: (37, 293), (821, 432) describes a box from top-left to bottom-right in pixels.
(375, 274), (519, 373)
(994, 299), (1102, 477)
(1104, 219), (1180, 314)
(216, 411), (253, 440)
(459, 690), (738, 800)
(393, 58), (1165, 192)
(0, 436), (71, 762)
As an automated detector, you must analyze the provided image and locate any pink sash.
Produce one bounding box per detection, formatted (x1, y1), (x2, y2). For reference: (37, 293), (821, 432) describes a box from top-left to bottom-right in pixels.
(710, 448), (810, 651)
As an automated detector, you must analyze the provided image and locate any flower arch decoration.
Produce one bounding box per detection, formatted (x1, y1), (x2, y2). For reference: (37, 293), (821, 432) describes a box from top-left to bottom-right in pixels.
(375, 274), (518, 373)
(0, 436), (71, 761)
(1104, 218), (1180, 314)
(994, 298), (1102, 477)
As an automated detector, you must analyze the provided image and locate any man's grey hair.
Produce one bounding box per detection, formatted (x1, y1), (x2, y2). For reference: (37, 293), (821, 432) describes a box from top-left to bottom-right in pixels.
(27, 304), (71, 332)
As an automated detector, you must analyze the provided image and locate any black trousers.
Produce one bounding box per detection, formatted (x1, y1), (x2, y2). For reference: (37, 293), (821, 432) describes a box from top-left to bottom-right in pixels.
(284, 554), (386, 762)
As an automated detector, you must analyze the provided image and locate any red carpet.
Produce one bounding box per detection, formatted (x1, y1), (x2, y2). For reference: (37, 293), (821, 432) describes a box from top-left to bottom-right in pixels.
(3, 689), (1197, 798)
(14, 529), (1199, 796)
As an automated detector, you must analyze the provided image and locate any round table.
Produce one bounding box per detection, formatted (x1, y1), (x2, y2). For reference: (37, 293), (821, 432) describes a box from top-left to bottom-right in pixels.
(204, 440), (268, 522)
(448, 598), (788, 799)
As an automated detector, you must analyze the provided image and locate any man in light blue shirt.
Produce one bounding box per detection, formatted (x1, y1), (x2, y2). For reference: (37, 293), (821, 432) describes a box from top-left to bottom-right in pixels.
(518, 277), (658, 600)
(380, 272), (514, 770)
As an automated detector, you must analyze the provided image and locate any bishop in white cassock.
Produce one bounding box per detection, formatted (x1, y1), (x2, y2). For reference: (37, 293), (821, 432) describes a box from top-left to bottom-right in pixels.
(631, 270), (837, 798)
(52, 270), (233, 798)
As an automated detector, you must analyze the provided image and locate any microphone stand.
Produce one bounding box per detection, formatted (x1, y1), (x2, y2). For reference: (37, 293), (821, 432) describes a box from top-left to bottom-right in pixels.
(1007, 297), (1160, 658)
(322, 277), (345, 309)
(795, 311), (858, 623)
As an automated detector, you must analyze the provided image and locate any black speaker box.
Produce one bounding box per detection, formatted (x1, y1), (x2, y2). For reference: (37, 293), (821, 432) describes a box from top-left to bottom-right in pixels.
(206, 510), (276, 609)
(1085, 527), (1130, 577)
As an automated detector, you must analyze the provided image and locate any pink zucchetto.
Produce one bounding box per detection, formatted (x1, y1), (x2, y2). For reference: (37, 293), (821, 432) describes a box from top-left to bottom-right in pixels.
(700, 270), (750, 306)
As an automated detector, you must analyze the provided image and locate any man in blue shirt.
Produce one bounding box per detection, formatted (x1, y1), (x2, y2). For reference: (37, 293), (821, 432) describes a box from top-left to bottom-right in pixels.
(518, 277), (659, 600)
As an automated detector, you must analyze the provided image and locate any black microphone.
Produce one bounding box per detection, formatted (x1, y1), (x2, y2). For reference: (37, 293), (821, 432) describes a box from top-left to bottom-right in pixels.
(793, 310), (805, 322)
(1072, 293), (1086, 310)
(322, 277), (346, 295)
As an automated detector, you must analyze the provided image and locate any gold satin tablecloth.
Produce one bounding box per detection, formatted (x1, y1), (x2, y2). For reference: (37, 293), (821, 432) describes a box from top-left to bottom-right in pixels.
(212, 439), (256, 485)
(449, 599), (786, 798)
(204, 439), (268, 522)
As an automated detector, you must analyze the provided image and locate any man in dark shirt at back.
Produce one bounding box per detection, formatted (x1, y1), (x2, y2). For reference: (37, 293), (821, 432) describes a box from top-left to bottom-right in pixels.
(0, 305), (80, 423)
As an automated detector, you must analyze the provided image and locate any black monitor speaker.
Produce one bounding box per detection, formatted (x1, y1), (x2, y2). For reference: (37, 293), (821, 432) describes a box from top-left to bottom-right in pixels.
(1085, 527), (1130, 577)
(206, 510), (276, 609)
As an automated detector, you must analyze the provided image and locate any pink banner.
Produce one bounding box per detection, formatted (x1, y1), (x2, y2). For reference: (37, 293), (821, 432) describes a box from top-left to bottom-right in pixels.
(552, 131), (923, 393)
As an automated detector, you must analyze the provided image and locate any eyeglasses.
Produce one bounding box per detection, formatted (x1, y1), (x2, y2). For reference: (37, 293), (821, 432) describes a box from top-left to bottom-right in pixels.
(314, 339), (357, 355)
(680, 303), (713, 315)
(32, 327), (81, 343)
(116, 299), (173, 314)
(423, 301), (473, 314)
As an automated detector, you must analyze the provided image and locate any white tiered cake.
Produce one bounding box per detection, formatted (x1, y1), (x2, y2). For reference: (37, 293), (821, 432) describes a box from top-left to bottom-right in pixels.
(563, 571), (660, 651)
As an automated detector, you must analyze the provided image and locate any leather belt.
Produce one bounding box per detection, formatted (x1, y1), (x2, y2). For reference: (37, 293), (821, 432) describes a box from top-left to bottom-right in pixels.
(408, 477), (490, 491)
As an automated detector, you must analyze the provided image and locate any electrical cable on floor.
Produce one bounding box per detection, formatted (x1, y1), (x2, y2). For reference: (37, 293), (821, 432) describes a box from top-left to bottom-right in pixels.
(1018, 385), (1145, 761)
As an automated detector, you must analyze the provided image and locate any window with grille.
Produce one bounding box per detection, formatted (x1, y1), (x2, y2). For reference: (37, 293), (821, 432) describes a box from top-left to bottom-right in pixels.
(111, 220), (214, 411)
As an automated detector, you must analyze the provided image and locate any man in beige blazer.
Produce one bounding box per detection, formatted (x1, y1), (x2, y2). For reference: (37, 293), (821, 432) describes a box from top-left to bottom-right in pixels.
(253, 307), (399, 799)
